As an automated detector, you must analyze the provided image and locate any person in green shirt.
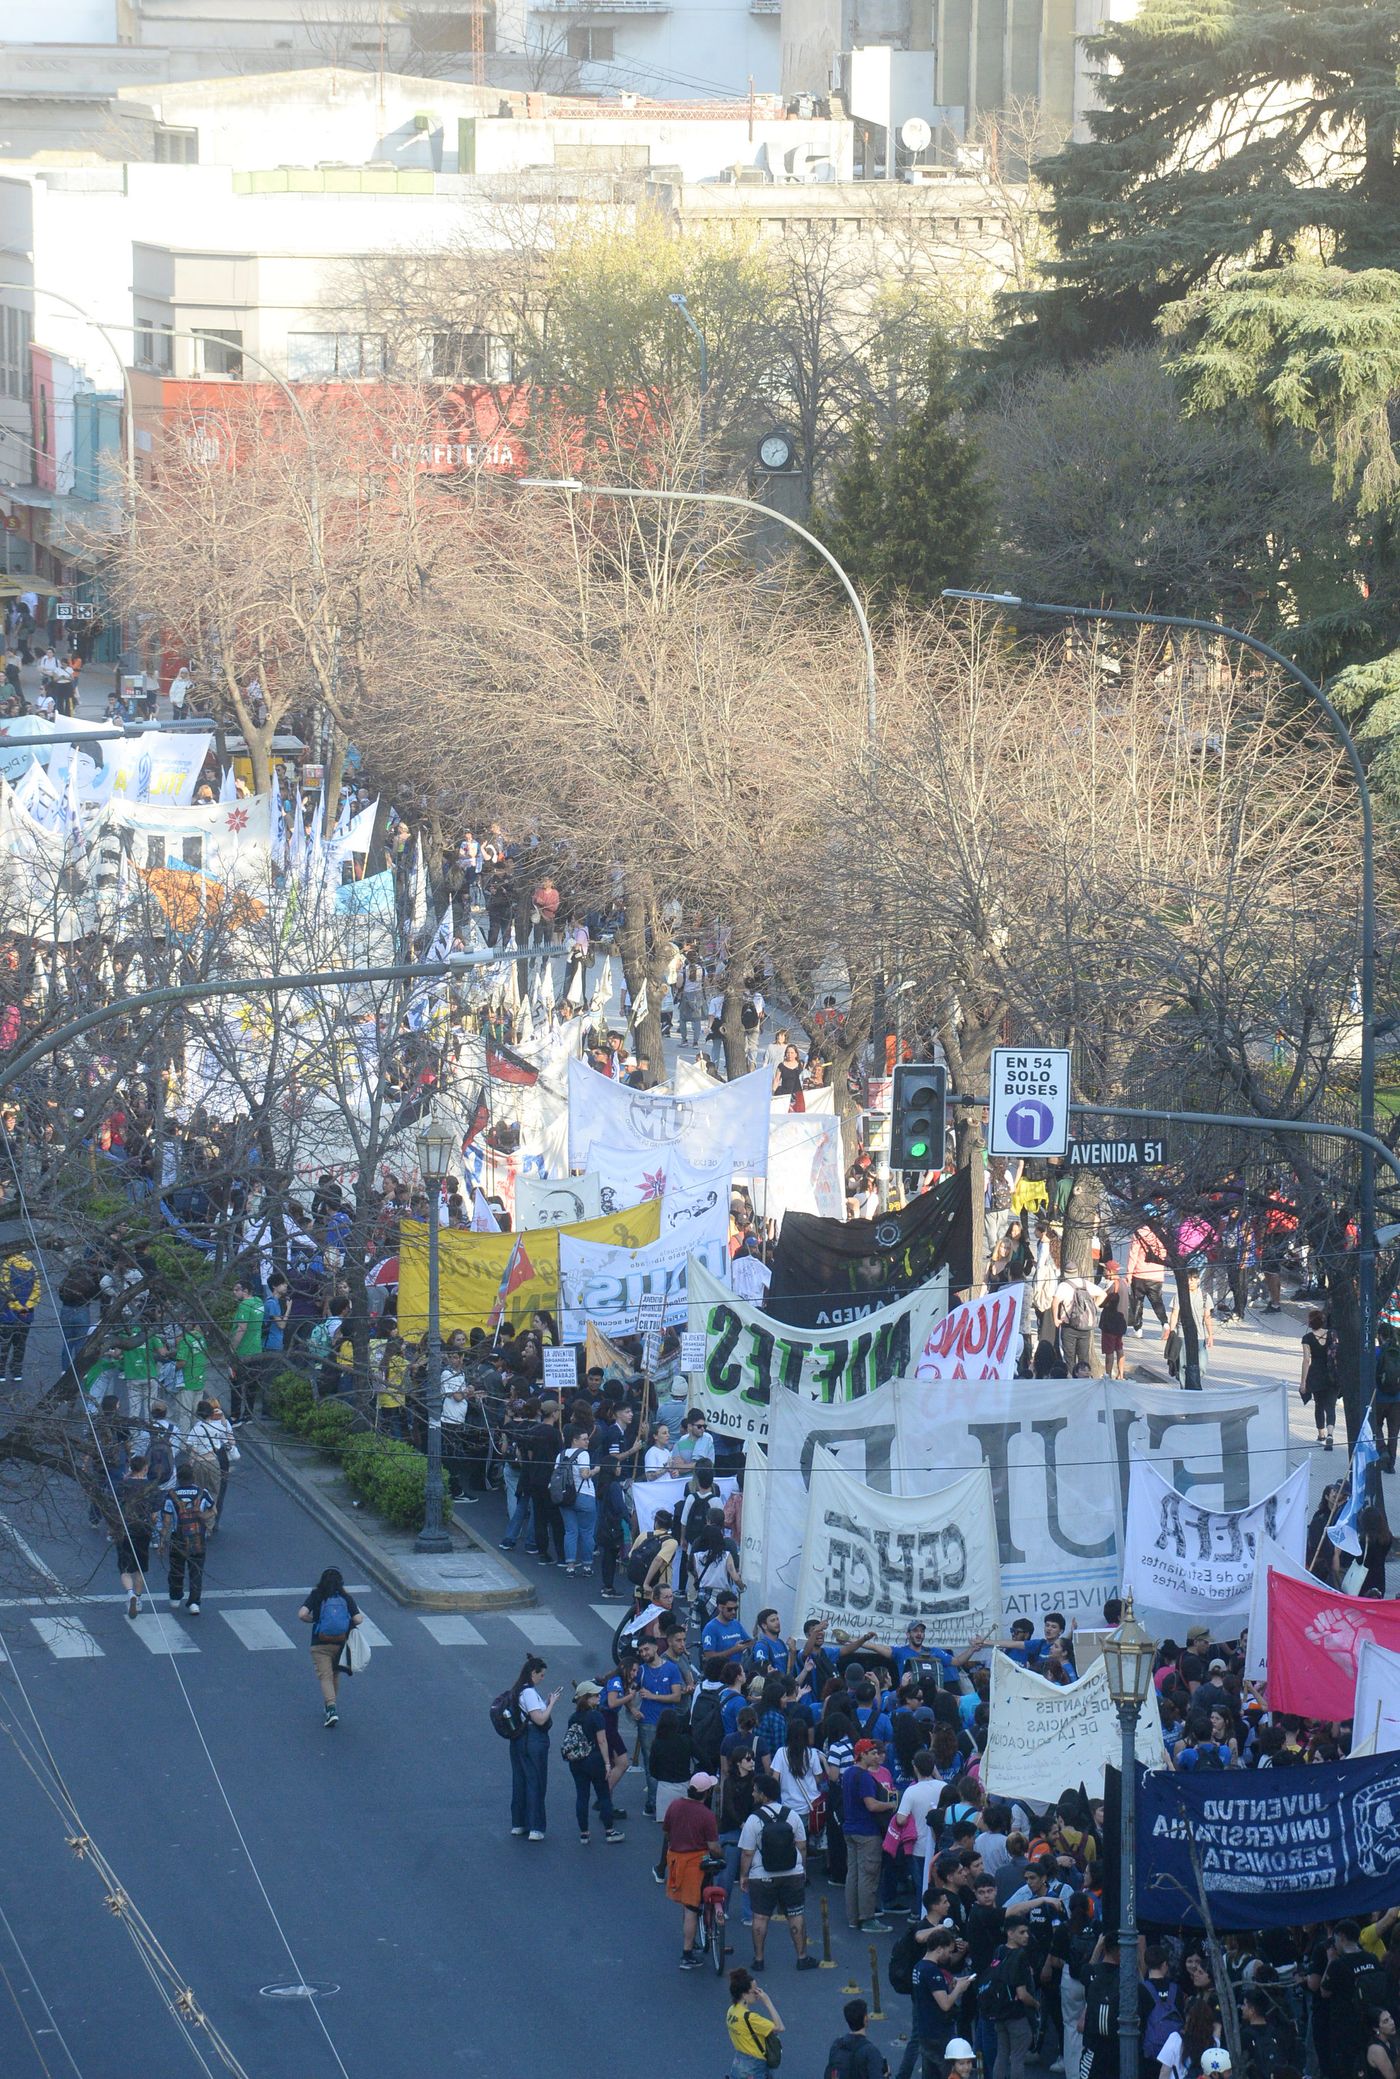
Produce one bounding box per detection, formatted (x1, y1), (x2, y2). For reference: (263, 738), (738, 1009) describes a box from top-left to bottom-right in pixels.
(120, 1330), (165, 1421)
(229, 1278), (265, 1426)
(175, 1325), (208, 1420)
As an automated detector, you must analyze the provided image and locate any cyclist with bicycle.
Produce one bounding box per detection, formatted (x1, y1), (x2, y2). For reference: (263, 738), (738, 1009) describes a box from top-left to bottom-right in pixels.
(664, 1770), (720, 1970)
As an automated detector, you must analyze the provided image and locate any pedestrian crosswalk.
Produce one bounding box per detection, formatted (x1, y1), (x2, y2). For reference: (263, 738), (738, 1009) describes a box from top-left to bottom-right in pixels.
(0, 1595), (617, 1665)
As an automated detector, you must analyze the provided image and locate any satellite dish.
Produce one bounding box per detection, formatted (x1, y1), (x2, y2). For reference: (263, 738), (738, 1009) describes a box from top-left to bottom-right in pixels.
(900, 116), (933, 153)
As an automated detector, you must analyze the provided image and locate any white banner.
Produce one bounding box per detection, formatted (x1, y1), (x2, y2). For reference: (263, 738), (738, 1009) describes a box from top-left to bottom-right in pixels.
(101, 729), (214, 808)
(568, 1055), (771, 1176)
(515, 1173), (602, 1228)
(1353, 1638), (1400, 1756)
(590, 1140), (726, 1219)
(1123, 1456), (1310, 1627)
(767, 1113), (845, 1223)
(794, 1443), (1001, 1652)
(771, 1086), (835, 1116)
(105, 792), (273, 884)
(687, 1257), (949, 1442)
(913, 1285), (1023, 1380)
(1244, 1531), (1315, 1682)
(558, 1196), (730, 1339)
(1102, 1379), (1294, 1523)
(983, 1650), (1166, 1803)
(633, 1472), (738, 1588)
(762, 1377), (904, 1634)
(740, 1437), (767, 1633)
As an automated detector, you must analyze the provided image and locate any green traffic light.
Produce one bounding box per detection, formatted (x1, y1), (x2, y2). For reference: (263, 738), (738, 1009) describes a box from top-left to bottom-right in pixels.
(908, 1135), (930, 1160)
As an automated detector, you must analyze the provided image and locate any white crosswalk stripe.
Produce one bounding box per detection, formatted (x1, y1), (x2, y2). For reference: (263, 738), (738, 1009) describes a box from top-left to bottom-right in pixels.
(507, 1613), (579, 1648)
(590, 1604), (626, 1631)
(31, 1616), (103, 1659)
(220, 1609), (296, 1651)
(130, 1613), (199, 1655)
(418, 1615), (486, 1646)
(354, 1616), (392, 1649)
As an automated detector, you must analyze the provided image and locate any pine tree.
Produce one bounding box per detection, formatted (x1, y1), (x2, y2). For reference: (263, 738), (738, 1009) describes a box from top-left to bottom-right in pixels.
(999, 0), (1400, 366)
(816, 345), (986, 608)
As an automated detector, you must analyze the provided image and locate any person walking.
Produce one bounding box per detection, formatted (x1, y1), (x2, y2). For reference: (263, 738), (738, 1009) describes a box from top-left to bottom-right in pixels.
(228, 1275), (265, 1425)
(507, 1654), (560, 1841)
(159, 1460), (216, 1615)
(0, 1243), (40, 1383)
(738, 1768), (820, 1972)
(296, 1567), (364, 1728)
(556, 1423), (597, 1578)
(111, 1451), (161, 1618)
(561, 1679), (626, 1844)
(725, 1968), (784, 2077)
(1301, 1308), (1338, 1450)
(825, 1998), (890, 2079)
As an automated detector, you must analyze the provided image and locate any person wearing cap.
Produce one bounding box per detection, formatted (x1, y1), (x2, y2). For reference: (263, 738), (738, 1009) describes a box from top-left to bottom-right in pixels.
(737, 1769), (819, 1972)
(664, 1772), (720, 1970)
(1199, 2049), (1231, 2074)
(842, 1737), (897, 1935)
(562, 1679), (626, 1845)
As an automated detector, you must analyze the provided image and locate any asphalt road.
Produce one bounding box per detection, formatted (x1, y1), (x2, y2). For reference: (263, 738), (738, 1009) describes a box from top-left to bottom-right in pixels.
(0, 1428), (886, 2079)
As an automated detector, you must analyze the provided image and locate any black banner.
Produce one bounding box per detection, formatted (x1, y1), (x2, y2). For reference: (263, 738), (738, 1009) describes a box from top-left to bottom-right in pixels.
(765, 1170), (974, 1329)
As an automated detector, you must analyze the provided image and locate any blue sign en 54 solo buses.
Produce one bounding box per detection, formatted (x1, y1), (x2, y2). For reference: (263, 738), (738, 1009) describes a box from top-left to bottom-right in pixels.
(988, 1048), (1071, 1159)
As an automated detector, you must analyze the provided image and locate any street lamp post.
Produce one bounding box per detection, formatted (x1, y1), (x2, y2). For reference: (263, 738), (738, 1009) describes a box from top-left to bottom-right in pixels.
(1101, 1594), (1157, 2079)
(945, 587), (1378, 1430)
(667, 293), (709, 492)
(414, 1113), (457, 1555)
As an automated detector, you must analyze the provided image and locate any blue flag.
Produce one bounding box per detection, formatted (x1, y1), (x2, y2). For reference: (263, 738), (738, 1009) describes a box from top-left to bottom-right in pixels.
(1329, 1409), (1380, 1557)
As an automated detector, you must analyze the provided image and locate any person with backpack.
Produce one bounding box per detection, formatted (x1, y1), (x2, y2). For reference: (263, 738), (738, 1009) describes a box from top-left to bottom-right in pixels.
(110, 1451), (161, 1618)
(726, 1966), (784, 2075)
(551, 1424), (597, 1577)
(1301, 1309), (1338, 1451)
(296, 1567), (364, 1728)
(560, 1679), (626, 1845)
(1053, 1270), (1102, 1378)
(978, 1920), (1038, 2079)
(159, 1460), (216, 1616)
(497, 1654), (560, 1838)
(738, 1769), (819, 1973)
(689, 1671), (728, 1782)
(824, 1998), (889, 2079)
(909, 1927), (976, 2077)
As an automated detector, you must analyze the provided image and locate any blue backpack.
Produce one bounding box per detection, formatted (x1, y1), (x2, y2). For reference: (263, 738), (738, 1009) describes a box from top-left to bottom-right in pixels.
(314, 1593), (352, 1644)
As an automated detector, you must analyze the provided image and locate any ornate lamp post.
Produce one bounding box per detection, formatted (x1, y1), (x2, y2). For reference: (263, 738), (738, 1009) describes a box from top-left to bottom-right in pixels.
(1101, 1593), (1158, 2079)
(414, 1113), (457, 1554)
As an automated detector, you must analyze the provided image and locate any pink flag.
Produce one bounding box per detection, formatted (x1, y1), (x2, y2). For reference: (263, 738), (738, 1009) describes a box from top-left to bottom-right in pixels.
(1266, 1568), (1400, 1719)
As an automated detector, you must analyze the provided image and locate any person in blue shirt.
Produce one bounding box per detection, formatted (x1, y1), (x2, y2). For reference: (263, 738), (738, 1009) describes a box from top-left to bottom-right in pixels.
(627, 1635), (687, 1818)
(849, 1678), (894, 1751)
(750, 1608), (796, 1675)
(262, 1272), (289, 1353)
(700, 1591), (751, 1668)
(1026, 1612), (1076, 1680)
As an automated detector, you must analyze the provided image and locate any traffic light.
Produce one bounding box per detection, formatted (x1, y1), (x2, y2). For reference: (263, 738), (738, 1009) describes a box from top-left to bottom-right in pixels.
(891, 1062), (947, 1170)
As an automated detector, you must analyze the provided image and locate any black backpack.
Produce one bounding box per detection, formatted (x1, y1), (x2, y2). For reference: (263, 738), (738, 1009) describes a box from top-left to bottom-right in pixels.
(627, 1531), (664, 1586)
(757, 1804), (798, 1873)
(689, 1686), (725, 1771)
(489, 1689), (527, 1741)
(887, 1925), (920, 1996)
(977, 1947), (1020, 2022)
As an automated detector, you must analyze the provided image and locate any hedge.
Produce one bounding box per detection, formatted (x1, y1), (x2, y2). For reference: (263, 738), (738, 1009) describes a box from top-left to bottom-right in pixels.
(263, 1368), (449, 1532)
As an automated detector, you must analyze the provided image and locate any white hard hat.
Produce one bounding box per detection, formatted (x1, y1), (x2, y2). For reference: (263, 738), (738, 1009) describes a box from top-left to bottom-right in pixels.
(944, 2043), (974, 2062)
(1201, 2052), (1232, 2075)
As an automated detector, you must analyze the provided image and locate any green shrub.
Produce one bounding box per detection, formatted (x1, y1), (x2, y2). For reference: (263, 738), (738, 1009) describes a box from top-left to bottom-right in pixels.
(303, 1399), (357, 1451)
(264, 1369), (314, 1426)
(342, 1432), (448, 1531)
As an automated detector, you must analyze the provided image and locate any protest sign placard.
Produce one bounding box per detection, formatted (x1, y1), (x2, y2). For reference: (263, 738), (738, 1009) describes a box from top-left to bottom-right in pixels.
(793, 1443), (1000, 1653)
(983, 1651), (1165, 1802)
(516, 1173), (602, 1229)
(558, 1203), (729, 1340)
(912, 1285), (1022, 1380)
(687, 1258), (948, 1443)
(1123, 1457), (1309, 1627)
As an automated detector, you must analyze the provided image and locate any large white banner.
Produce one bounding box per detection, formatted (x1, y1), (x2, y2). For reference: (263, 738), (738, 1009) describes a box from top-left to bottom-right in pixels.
(983, 1651), (1166, 1802)
(688, 1257), (949, 1442)
(105, 792), (273, 884)
(515, 1173), (601, 1228)
(591, 1140), (726, 1219)
(740, 1438), (767, 1633)
(1243, 1531), (1315, 1682)
(633, 1473), (739, 1588)
(1123, 1456), (1310, 1628)
(101, 729), (214, 807)
(767, 1113), (845, 1224)
(896, 1377), (1294, 1629)
(794, 1443), (1001, 1652)
(568, 1056), (771, 1176)
(762, 1378), (905, 1633)
(772, 1086), (835, 1116)
(913, 1286), (1022, 1380)
(1353, 1639), (1400, 1756)
(558, 1195), (730, 1339)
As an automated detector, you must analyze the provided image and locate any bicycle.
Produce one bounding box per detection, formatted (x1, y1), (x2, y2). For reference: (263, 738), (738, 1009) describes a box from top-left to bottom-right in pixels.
(695, 1855), (728, 1977)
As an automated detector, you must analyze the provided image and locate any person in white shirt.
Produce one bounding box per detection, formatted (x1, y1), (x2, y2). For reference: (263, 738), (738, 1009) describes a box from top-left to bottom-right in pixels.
(643, 1421), (672, 1479)
(895, 1751), (946, 1908)
(738, 1769), (819, 1972)
(558, 1425), (596, 1577)
(169, 667), (190, 716)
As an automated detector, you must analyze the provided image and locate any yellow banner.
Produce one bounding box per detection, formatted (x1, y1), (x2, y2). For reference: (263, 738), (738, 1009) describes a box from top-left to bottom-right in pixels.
(397, 1199), (662, 1337)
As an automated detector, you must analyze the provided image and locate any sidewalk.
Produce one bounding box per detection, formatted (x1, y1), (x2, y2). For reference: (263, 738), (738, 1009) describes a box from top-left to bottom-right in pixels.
(243, 1424), (537, 1612)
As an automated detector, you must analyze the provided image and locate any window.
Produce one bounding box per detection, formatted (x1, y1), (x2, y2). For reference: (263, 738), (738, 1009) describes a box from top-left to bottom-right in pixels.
(153, 124), (198, 164)
(194, 329), (243, 377)
(566, 26), (614, 59)
(134, 321), (174, 373)
(287, 331), (386, 380)
(429, 328), (513, 382)
(411, 9), (494, 52)
(1, 305), (32, 403)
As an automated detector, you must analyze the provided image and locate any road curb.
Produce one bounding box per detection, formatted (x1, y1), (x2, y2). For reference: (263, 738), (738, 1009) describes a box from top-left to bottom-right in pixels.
(240, 1427), (537, 1612)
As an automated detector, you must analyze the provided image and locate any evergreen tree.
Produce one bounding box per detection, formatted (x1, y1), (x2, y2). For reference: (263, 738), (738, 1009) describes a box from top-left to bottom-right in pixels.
(816, 344), (987, 607)
(998, 0), (1400, 365)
